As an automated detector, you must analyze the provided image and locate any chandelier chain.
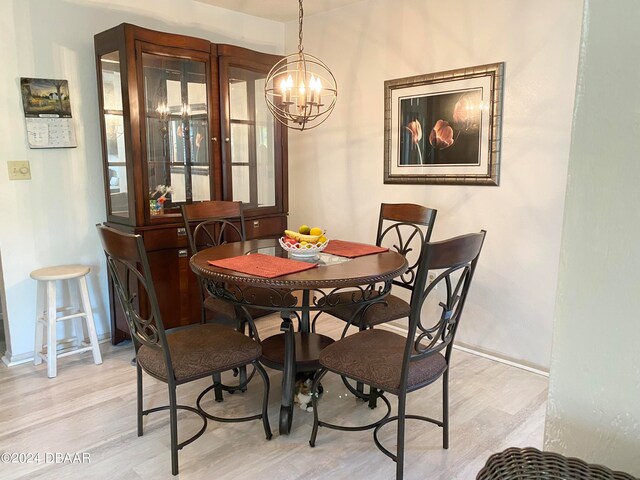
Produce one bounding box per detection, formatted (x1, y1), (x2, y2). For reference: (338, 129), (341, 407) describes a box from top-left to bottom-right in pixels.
(298, 0), (304, 53)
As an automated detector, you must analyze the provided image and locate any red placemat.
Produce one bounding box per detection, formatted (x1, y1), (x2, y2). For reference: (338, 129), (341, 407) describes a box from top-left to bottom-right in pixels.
(208, 253), (317, 278)
(323, 240), (389, 258)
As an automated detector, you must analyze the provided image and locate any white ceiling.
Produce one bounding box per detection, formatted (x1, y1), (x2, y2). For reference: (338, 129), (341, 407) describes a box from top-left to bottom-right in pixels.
(194, 0), (364, 23)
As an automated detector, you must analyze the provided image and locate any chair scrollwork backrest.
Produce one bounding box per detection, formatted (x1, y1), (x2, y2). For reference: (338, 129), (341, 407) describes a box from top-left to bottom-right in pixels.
(96, 225), (172, 365)
(181, 201), (246, 255)
(401, 231), (486, 387)
(376, 203), (437, 290)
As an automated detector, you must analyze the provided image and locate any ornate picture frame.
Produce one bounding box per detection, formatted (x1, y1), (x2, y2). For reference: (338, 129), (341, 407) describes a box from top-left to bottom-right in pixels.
(383, 62), (504, 186)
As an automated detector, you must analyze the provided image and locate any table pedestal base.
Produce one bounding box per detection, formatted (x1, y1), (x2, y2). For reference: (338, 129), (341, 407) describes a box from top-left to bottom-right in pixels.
(261, 327), (335, 435)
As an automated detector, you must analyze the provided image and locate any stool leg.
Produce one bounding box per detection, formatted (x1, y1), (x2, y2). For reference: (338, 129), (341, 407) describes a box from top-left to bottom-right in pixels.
(46, 281), (57, 378)
(34, 281), (45, 366)
(78, 276), (102, 365)
(73, 275), (86, 347)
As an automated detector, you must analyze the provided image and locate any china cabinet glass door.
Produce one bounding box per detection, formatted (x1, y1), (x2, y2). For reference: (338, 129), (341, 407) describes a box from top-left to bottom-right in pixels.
(141, 49), (212, 216)
(100, 51), (130, 219)
(220, 49), (285, 218)
(228, 67), (276, 209)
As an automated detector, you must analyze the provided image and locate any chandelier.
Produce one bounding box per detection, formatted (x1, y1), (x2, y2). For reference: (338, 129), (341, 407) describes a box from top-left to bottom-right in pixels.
(264, 0), (337, 131)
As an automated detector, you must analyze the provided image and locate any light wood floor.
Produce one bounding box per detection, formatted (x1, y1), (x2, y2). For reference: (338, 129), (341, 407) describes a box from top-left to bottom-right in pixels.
(0, 314), (547, 480)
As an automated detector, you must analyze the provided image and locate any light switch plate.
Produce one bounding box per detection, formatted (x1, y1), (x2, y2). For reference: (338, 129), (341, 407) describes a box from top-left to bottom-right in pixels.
(8, 161), (31, 180)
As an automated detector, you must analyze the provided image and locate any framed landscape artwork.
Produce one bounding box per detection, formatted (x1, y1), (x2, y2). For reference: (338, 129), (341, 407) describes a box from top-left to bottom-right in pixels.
(384, 62), (504, 186)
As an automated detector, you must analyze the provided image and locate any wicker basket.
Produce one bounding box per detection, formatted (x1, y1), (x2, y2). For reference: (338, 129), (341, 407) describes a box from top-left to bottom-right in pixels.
(476, 447), (638, 480)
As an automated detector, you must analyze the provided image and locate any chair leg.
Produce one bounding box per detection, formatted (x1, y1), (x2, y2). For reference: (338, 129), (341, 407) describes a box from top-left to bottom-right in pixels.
(443, 370), (449, 449)
(368, 387), (379, 409)
(309, 368), (328, 447)
(46, 281), (57, 378)
(254, 362), (273, 440)
(212, 373), (224, 402)
(137, 362), (143, 437)
(238, 366), (248, 392)
(169, 384), (179, 476)
(355, 381), (365, 399)
(199, 278), (209, 325)
(396, 391), (407, 480)
(237, 318), (249, 392)
(355, 324), (367, 400)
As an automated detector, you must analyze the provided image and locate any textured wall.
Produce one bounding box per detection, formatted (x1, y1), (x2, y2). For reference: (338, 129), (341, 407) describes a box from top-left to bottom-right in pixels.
(544, 0), (640, 475)
(286, 0), (584, 369)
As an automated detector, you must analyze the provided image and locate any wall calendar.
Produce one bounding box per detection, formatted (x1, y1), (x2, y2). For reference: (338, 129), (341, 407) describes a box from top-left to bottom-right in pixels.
(20, 77), (77, 149)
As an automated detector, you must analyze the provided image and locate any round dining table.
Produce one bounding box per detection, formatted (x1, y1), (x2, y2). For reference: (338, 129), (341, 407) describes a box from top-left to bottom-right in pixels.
(190, 238), (408, 434)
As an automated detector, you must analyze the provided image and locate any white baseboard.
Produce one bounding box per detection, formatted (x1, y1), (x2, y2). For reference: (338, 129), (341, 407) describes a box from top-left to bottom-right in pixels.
(1, 334), (112, 367)
(452, 343), (549, 377)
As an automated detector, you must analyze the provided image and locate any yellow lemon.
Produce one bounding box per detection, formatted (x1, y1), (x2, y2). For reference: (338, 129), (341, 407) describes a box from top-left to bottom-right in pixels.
(309, 227), (323, 236)
(318, 235), (327, 244)
(299, 225), (311, 235)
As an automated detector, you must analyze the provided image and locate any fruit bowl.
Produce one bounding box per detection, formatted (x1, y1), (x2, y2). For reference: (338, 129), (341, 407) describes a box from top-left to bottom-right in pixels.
(278, 237), (330, 258)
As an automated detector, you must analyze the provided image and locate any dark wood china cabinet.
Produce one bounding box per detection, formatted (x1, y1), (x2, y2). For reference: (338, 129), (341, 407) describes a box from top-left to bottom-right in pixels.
(94, 24), (288, 343)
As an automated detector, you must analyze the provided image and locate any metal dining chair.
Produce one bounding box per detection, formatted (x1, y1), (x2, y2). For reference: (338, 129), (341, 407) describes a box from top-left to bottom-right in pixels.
(181, 200), (276, 402)
(322, 203), (437, 403)
(309, 230), (486, 480)
(181, 201), (246, 326)
(323, 203), (437, 333)
(97, 224), (272, 476)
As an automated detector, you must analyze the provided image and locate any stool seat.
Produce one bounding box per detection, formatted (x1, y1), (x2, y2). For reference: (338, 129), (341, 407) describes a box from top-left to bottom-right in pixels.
(31, 264), (102, 378)
(30, 265), (90, 281)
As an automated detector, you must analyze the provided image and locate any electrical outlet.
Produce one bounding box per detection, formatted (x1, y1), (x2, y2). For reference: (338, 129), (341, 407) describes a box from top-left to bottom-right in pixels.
(8, 161), (31, 180)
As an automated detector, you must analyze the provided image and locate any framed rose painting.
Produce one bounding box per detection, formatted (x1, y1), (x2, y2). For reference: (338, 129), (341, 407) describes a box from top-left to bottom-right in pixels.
(383, 62), (504, 186)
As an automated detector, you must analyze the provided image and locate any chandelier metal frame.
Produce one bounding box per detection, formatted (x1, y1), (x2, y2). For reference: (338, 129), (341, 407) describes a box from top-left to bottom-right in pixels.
(264, 0), (337, 131)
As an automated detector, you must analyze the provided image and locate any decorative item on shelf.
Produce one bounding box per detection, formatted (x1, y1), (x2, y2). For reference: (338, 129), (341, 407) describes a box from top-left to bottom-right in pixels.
(264, 0), (337, 131)
(149, 184), (173, 215)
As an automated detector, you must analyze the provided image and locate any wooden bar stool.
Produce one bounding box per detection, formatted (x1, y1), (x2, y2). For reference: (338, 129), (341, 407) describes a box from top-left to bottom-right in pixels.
(31, 265), (103, 378)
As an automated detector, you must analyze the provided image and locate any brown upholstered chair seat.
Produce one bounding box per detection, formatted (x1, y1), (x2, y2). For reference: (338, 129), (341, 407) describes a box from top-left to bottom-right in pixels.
(326, 292), (411, 328)
(138, 324), (261, 382)
(319, 329), (447, 394)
